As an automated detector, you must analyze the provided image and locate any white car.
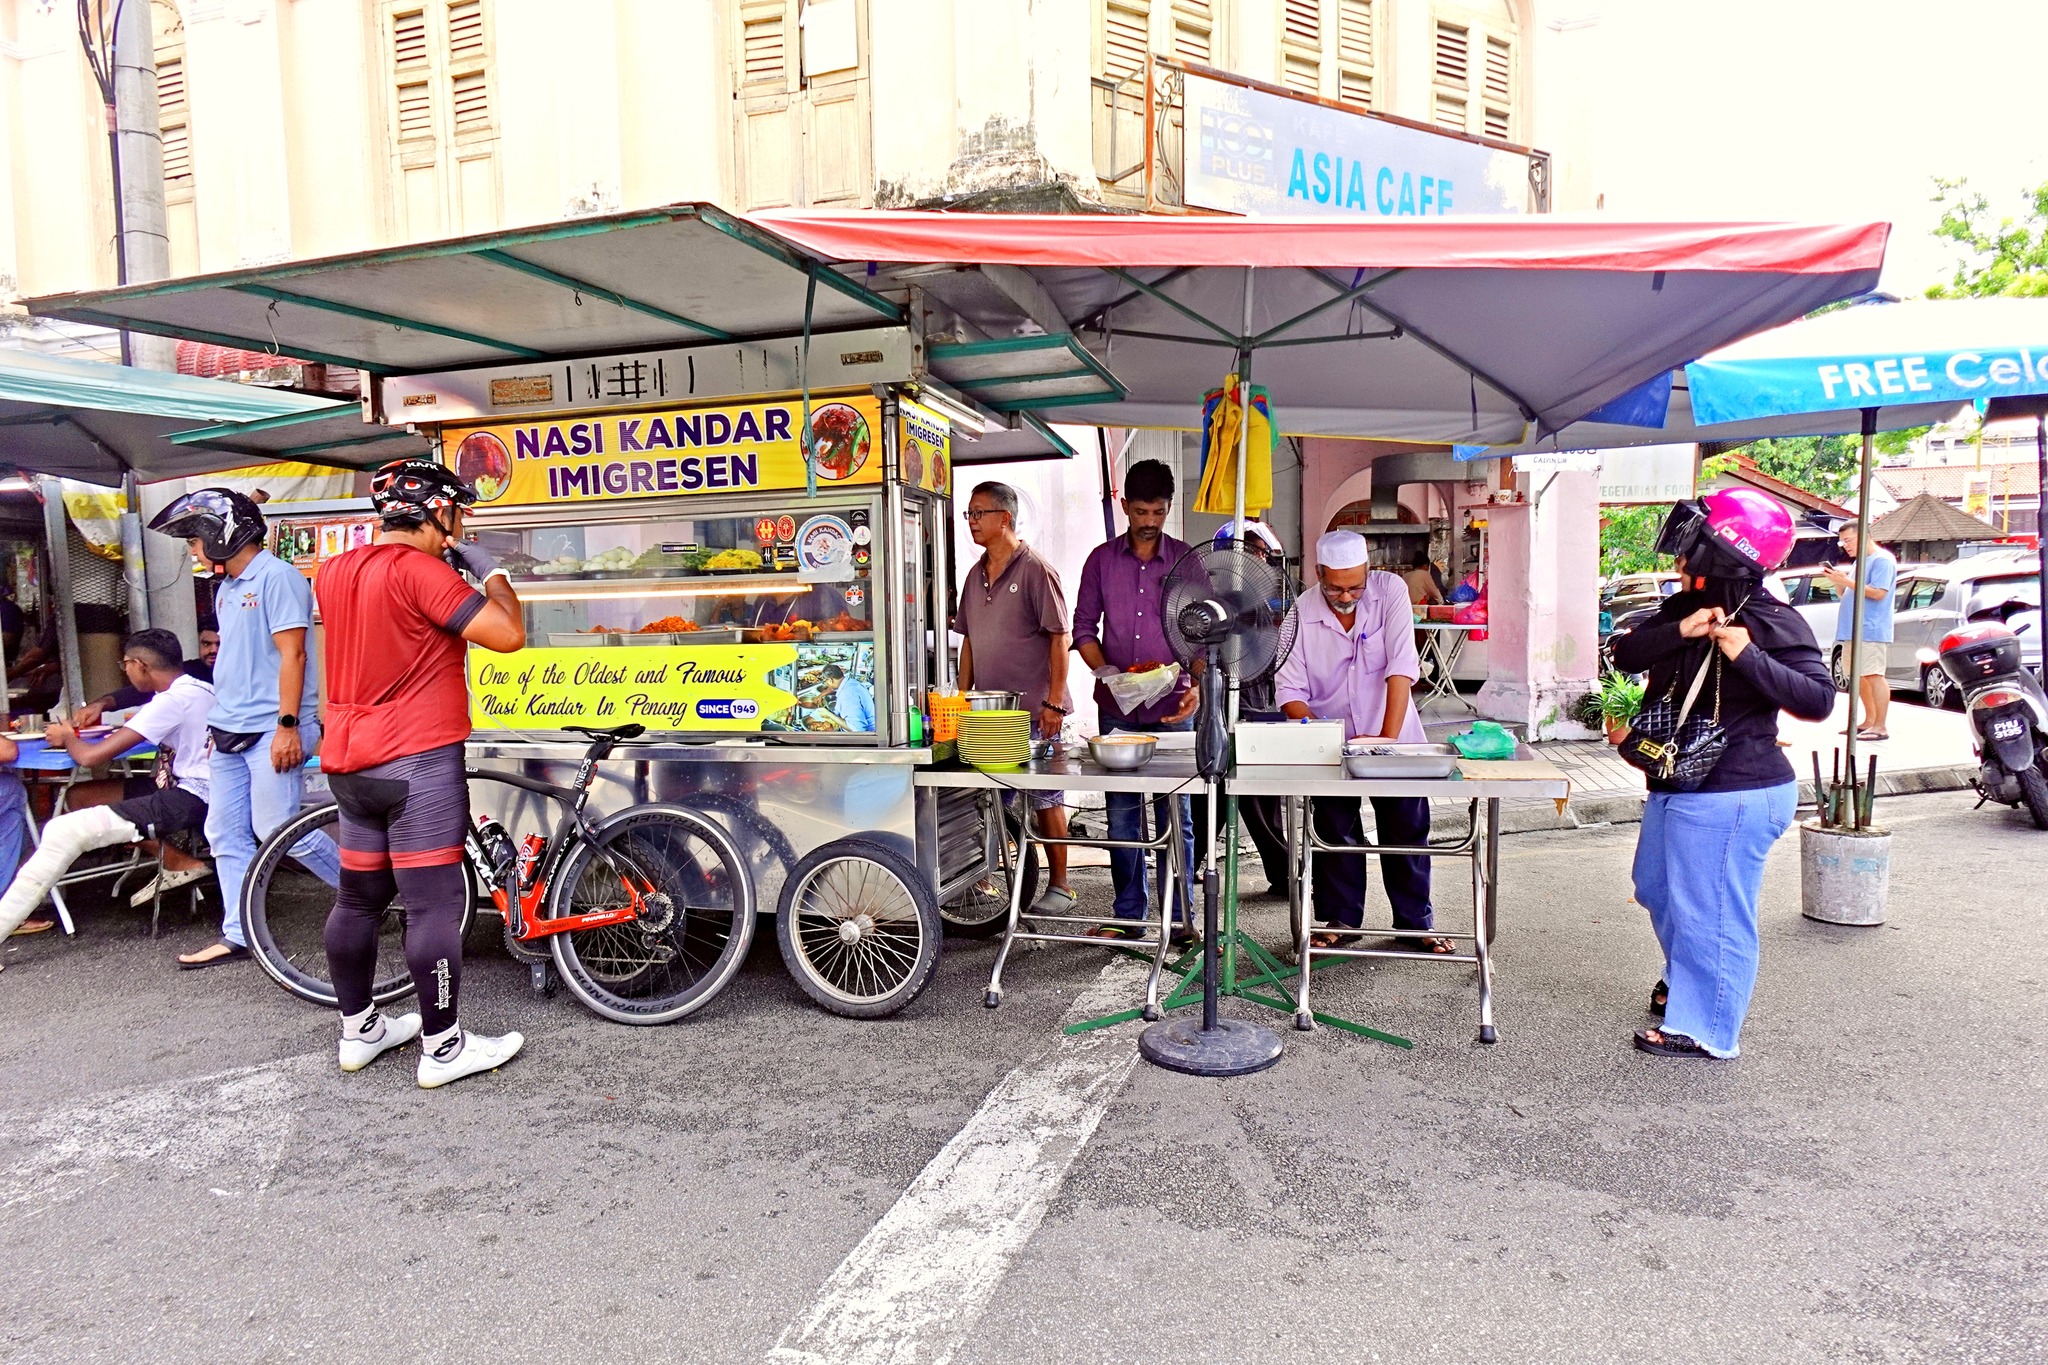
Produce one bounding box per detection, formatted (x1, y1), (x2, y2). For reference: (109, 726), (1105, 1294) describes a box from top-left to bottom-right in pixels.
(1777, 559), (2042, 704)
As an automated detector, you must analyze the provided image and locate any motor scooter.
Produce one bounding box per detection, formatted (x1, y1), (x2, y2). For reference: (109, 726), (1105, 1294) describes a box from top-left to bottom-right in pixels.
(1932, 609), (2048, 829)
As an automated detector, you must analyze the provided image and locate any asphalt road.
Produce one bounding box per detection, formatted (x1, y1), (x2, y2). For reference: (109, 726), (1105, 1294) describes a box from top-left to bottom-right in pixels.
(1, 788), (2041, 1364)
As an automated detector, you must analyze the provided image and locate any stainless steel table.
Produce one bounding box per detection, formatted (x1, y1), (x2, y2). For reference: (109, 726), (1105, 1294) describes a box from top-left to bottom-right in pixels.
(1227, 761), (1569, 1043)
(916, 751), (1207, 1019)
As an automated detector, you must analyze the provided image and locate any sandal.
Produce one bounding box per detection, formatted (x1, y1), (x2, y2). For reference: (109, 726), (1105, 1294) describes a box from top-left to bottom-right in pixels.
(1855, 728), (1888, 741)
(176, 942), (252, 971)
(1632, 1027), (1722, 1059)
(1416, 935), (1458, 955)
(1087, 923), (1140, 941)
(1308, 928), (1362, 949)
(1650, 979), (1668, 1017)
(8, 918), (55, 937)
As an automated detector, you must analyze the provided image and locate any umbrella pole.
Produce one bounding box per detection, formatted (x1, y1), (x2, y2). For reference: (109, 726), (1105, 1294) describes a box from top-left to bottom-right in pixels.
(1840, 406), (1877, 820)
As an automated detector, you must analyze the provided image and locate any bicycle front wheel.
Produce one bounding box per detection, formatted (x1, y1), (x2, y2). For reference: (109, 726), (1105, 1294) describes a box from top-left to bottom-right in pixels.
(241, 802), (479, 1009)
(546, 804), (755, 1025)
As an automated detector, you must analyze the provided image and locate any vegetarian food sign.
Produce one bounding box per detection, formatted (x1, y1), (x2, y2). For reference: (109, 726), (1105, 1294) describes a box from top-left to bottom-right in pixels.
(469, 642), (879, 733)
(442, 394), (883, 509)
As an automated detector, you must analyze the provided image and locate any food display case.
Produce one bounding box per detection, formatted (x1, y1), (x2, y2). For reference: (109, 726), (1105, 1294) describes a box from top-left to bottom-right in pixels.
(398, 375), (1007, 1020)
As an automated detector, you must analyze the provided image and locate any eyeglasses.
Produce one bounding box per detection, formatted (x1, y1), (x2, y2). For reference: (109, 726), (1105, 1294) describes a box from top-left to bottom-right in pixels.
(962, 509), (1007, 523)
(1319, 582), (1367, 602)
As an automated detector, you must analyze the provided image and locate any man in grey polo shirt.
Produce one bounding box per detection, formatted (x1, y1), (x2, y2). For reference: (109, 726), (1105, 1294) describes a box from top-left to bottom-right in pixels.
(952, 481), (1078, 915)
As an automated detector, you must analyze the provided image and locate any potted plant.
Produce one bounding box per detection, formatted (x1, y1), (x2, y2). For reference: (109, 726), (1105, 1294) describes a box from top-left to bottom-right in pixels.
(1590, 671), (1645, 745)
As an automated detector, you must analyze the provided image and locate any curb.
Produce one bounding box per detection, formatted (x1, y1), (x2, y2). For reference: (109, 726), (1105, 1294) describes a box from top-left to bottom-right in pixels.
(1474, 762), (1980, 835)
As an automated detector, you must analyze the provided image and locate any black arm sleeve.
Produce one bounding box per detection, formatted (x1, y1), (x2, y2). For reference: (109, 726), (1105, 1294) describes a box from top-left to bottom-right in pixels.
(1608, 620), (1690, 674)
(106, 684), (149, 711)
(1729, 640), (1836, 721)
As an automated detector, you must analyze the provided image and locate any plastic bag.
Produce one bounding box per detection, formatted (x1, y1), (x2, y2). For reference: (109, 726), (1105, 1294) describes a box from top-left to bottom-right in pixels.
(1449, 720), (1516, 760)
(1103, 664), (1181, 715)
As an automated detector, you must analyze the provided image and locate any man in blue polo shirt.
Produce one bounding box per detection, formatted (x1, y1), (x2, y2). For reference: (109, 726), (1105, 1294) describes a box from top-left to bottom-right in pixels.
(151, 489), (342, 968)
(1824, 521), (1898, 742)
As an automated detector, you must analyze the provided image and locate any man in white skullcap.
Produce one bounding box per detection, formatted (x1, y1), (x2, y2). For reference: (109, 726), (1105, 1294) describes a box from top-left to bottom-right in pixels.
(1272, 530), (1447, 951)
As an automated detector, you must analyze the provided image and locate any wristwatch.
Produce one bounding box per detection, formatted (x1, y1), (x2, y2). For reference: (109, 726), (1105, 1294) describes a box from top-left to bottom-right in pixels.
(277, 714), (299, 729)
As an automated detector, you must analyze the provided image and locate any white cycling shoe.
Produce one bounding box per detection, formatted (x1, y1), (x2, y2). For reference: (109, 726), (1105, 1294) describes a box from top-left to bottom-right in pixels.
(417, 1029), (525, 1089)
(338, 1011), (422, 1073)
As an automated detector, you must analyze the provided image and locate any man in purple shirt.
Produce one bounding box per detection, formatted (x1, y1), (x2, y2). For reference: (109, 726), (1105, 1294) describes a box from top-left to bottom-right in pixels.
(1073, 460), (1198, 933)
(1274, 531), (1446, 952)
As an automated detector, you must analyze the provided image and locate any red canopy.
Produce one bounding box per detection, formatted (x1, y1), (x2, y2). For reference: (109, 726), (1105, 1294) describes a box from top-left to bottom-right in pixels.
(753, 210), (1888, 276)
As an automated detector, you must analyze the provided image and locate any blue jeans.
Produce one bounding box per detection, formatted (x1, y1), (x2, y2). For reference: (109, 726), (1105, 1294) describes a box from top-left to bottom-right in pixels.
(205, 725), (342, 947)
(0, 773), (25, 891)
(1631, 782), (1797, 1057)
(1104, 718), (1194, 922)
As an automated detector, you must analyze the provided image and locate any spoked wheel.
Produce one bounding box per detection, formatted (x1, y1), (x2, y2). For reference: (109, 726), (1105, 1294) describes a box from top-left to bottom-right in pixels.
(940, 806), (1038, 938)
(1920, 665), (1956, 711)
(241, 803), (479, 1008)
(777, 838), (942, 1018)
(1830, 646), (1851, 692)
(546, 805), (754, 1025)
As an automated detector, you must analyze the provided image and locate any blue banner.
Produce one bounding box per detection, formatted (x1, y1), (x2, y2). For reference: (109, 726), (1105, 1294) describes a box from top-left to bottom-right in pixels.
(1688, 345), (2048, 425)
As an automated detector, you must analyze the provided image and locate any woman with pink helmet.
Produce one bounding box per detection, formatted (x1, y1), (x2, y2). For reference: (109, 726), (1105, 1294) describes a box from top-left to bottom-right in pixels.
(1608, 486), (1834, 1060)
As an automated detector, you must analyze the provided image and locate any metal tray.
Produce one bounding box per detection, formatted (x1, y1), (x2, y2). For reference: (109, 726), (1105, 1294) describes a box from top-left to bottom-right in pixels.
(1341, 742), (1460, 779)
(812, 631), (874, 643)
(549, 632), (619, 647)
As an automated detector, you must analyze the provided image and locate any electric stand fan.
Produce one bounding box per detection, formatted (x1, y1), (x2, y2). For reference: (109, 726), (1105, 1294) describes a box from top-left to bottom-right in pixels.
(1133, 539), (1298, 1076)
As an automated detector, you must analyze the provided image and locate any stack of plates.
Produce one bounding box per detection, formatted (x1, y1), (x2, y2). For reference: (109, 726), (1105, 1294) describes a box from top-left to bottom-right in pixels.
(957, 709), (1032, 770)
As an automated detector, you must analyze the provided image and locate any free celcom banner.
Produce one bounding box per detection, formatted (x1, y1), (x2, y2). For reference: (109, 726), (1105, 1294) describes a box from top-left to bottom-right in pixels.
(1181, 73), (1533, 219)
(441, 393), (884, 509)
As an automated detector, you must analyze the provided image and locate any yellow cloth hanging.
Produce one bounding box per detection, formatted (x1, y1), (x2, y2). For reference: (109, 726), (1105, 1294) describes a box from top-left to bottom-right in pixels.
(1195, 376), (1275, 517)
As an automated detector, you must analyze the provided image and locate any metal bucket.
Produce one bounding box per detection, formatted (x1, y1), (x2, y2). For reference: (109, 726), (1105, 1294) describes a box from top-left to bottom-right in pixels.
(963, 690), (1021, 711)
(1799, 822), (1891, 926)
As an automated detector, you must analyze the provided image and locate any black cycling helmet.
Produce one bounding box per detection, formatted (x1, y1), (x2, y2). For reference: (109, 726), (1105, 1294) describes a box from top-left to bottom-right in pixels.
(371, 457), (476, 533)
(148, 488), (267, 567)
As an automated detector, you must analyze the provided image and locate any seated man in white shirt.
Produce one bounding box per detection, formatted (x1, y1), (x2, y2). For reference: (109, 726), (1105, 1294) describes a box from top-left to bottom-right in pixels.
(0, 629), (216, 957)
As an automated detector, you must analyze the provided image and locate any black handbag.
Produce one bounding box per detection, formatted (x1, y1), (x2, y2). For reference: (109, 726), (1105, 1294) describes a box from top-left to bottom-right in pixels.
(1618, 646), (1728, 791)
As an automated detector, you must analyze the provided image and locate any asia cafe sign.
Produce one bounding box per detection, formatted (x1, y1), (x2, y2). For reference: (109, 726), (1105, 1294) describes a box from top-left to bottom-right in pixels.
(1182, 72), (1539, 219)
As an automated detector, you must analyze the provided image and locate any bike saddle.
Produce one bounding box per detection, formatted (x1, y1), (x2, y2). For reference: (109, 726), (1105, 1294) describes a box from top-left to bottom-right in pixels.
(563, 724), (647, 742)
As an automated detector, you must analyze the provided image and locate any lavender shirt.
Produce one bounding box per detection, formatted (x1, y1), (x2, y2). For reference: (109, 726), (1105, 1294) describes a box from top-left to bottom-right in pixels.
(1073, 532), (1193, 724)
(1274, 570), (1427, 742)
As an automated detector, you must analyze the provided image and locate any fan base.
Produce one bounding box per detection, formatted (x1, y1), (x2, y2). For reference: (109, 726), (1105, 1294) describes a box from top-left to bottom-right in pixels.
(1137, 1016), (1284, 1077)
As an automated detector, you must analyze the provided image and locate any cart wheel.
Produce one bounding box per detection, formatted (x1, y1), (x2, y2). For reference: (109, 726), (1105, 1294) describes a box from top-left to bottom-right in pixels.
(777, 837), (942, 1019)
(941, 809), (1038, 938)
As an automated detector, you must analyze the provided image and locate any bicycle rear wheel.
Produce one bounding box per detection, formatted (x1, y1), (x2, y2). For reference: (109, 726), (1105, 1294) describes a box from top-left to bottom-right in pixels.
(241, 803), (479, 1008)
(546, 804), (755, 1025)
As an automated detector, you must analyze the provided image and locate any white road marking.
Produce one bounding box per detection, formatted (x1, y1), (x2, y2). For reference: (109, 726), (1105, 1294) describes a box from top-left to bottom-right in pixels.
(770, 962), (1148, 1365)
(0, 1059), (309, 1217)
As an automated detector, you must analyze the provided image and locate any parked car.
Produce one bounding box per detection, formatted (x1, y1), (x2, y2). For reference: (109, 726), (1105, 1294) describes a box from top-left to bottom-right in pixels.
(1770, 567), (1852, 651)
(1819, 558), (2043, 706)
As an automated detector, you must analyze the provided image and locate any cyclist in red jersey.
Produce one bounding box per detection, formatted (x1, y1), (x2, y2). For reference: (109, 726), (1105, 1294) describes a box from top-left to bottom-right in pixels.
(316, 458), (527, 1088)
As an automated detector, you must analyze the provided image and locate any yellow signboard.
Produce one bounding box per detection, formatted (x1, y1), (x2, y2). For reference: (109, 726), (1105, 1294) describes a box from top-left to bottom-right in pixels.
(443, 394), (883, 510)
(898, 397), (952, 496)
(468, 642), (878, 734)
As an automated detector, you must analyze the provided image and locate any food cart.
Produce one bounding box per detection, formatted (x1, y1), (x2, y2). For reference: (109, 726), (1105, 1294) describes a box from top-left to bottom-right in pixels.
(374, 354), (1019, 1018)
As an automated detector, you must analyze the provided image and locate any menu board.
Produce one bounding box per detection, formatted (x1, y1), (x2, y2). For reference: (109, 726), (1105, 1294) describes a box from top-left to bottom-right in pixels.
(270, 516), (377, 578)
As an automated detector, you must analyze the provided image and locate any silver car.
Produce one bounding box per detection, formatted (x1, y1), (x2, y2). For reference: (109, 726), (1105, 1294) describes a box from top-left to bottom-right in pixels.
(1811, 558), (2043, 706)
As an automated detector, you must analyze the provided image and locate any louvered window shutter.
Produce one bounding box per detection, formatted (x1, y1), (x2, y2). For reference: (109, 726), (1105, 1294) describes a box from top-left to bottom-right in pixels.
(1482, 34), (1512, 139)
(741, 0), (788, 85)
(1281, 0), (1320, 95)
(1103, 0), (1151, 83)
(1432, 20), (1468, 130)
(157, 57), (191, 182)
(1334, 0), (1373, 107)
(1171, 0), (1215, 65)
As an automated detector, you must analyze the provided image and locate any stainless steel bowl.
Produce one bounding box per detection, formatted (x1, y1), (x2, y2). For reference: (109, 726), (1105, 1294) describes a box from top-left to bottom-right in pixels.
(1088, 734), (1158, 771)
(963, 690), (1022, 711)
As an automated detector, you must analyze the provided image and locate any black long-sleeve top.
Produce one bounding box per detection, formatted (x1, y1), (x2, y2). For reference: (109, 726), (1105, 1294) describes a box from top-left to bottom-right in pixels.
(1609, 588), (1834, 793)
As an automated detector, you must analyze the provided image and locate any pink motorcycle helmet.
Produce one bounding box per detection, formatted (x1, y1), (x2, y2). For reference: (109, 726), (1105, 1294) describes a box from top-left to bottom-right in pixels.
(1655, 486), (1797, 577)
